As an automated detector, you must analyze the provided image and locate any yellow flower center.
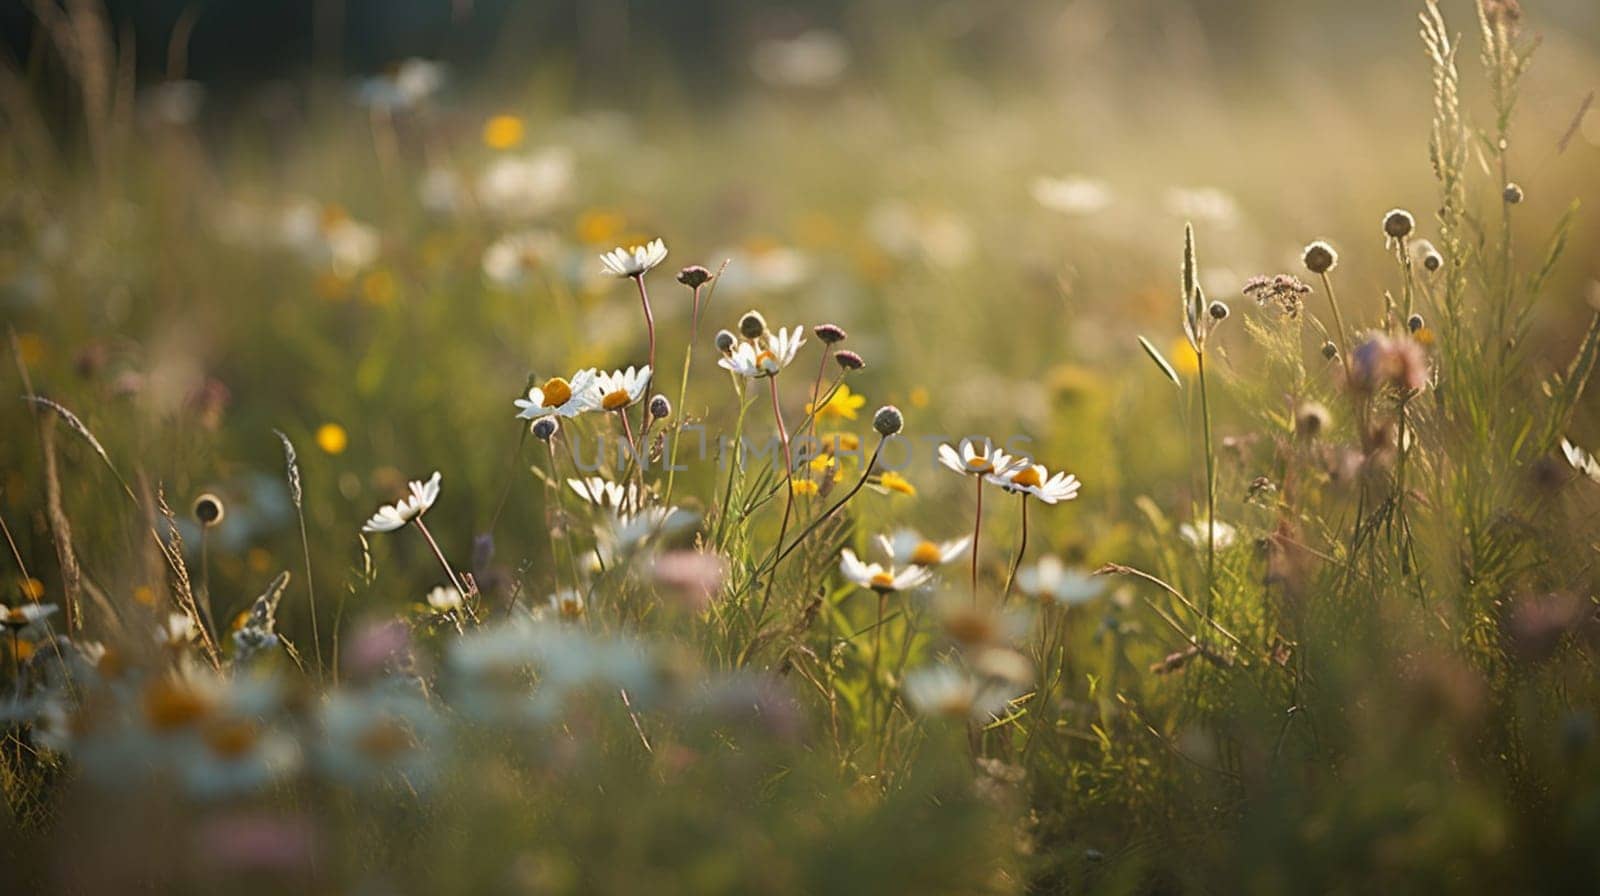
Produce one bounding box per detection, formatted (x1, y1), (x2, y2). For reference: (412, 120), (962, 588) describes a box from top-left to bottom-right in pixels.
(204, 719), (262, 759)
(869, 572), (897, 591)
(357, 718), (416, 759)
(944, 611), (996, 646)
(966, 456), (993, 473)
(755, 350), (778, 370)
(142, 680), (213, 732)
(558, 596), (585, 619)
(601, 389), (631, 411)
(910, 541), (944, 566)
(1009, 467), (1043, 489)
(541, 377), (573, 408)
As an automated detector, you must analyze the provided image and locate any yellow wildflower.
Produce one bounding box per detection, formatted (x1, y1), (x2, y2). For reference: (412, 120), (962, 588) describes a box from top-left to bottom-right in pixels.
(807, 383), (866, 422)
(482, 114), (525, 150)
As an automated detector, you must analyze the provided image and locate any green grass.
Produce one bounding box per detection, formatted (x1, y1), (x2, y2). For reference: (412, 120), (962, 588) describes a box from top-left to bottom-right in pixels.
(3, 1), (1600, 892)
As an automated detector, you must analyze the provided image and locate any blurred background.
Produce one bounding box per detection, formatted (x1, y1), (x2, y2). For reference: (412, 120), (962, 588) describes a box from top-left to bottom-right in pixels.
(2, 0), (1598, 623)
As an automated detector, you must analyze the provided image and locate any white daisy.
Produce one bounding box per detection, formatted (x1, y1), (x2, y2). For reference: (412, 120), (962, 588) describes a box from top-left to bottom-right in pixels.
(936, 440), (1028, 477)
(0, 602), (58, 635)
(606, 506), (698, 552)
(903, 665), (1016, 722)
(482, 230), (561, 287)
(874, 529), (971, 568)
(515, 369), (598, 419)
(1015, 556), (1104, 606)
(1030, 175), (1113, 217)
(599, 238), (668, 278)
(157, 611), (200, 647)
(590, 366), (652, 412)
(987, 462), (1082, 504)
(839, 548), (932, 594)
(718, 326), (807, 379)
(1561, 438), (1600, 483)
(475, 147), (574, 220)
(425, 586), (463, 615)
(362, 472), (442, 533)
(1179, 519), (1237, 551)
(549, 589), (585, 620)
(567, 477), (643, 513)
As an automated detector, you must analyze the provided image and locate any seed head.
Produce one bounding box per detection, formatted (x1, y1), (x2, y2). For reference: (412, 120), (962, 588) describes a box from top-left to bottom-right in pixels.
(1503, 182), (1524, 205)
(1407, 313), (1425, 333)
(1321, 341), (1339, 360)
(813, 323), (848, 344)
(1382, 208), (1415, 240)
(833, 350), (866, 372)
(872, 405), (904, 436)
(738, 310), (767, 340)
(1207, 300), (1230, 321)
(1295, 402), (1331, 439)
(677, 265), (712, 288)
(530, 417), (560, 440)
(1303, 241), (1338, 275)
(714, 329), (737, 354)
(193, 494), (226, 528)
(1412, 239), (1443, 273)
(1242, 274), (1311, 317)
(648, 394), (672, 420)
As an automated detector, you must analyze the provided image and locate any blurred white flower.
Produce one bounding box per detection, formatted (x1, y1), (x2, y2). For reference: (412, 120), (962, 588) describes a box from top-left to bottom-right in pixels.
(866, 202), (974, 269)
(874, 529), (971, 567)
(568, 477), (642, 513)
(1165, 187), (1239, 227)
(606, 505), (698, 552)
(1031, 176), (1113, 216)
(325, 219), (381, 274)
(599, 238), (668, 278)
(425, 586), (463, 615)
(714, 245), (811, 292)
(1, 602), (57, 636)
(418, 168), (467, 216)
(1179, 519), (1237, 551)
(549, 589), (585, 620)
(355, 58), (447, 110)
(363, 472), (442, 533)
(475, 147), (574, 219)
(156, 611), (199, 647)
(483, 230), (562, 287)
(317, 688), (441, 787)
(1562, 438), (1600, 483)
(751, 30), (849, 89)
(903, 665), (1015, 721)
(1015, 556), (1104, 606)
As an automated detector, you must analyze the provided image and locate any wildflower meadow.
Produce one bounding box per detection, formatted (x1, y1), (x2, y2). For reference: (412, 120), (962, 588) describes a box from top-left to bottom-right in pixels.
(3, 0), (1600, 892)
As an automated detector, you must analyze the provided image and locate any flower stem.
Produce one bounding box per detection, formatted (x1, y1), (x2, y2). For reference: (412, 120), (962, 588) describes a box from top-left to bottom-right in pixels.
(758, 374), (797, 619)
(1001, 495), (1029, 605)
(1318, 271), (1354, 386)
(971, 477), (985, 603)
(632, 274), (656, 385)
(1197, 349), (1218, 616)
(771, 438), (885, 567)
(664, 284), (701, 504)
(413, 516), (469, 602)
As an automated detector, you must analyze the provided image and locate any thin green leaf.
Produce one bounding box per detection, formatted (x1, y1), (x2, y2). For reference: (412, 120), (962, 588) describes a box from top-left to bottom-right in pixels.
(1138, 335), (1182, 387)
